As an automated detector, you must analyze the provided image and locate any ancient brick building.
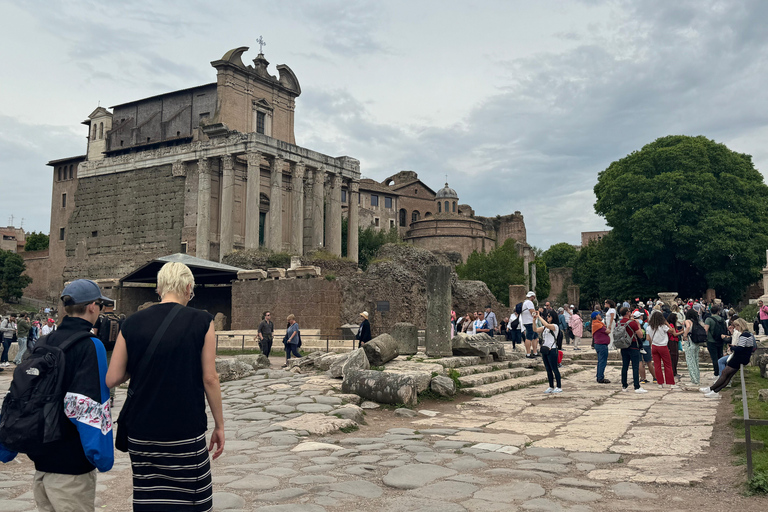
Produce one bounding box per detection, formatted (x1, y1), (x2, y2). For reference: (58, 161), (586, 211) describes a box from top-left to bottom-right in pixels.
(40, 46), (361, 300)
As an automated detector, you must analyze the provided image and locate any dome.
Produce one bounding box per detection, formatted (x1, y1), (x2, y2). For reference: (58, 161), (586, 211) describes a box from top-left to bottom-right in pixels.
(435, 182), (458, 199)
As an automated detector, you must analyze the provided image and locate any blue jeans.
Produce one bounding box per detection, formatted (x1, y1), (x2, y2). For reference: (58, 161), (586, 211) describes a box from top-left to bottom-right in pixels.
(13, 337), (27, 364)
(718, 355), (729, 375)
(285, 343), (301, 359)
(595, 343), (608, 381)
(0, 338), (11, 363)
(542, 348), (561, 388)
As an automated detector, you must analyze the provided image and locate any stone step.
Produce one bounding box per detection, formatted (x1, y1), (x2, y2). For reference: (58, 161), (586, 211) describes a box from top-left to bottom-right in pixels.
(458, 367), (534, 387)
(460, 366), (584, 397)
(428, 356), (487, 368)
(453, 361), (515, 376)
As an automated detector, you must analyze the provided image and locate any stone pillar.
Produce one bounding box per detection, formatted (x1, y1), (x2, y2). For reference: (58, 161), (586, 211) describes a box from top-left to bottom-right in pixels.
(523, 248), (531, 291)
(567, 285), (580, 308)
(348, 181), (360, 263)
(291, 162), (305, 255)
(531, 262), (537, 294)
(705, 288), (716, 303)
(268, 157), (283, 252)
(327, 173), (343, 257)
(196, 157), (211, 260)
(509, 284), (526, 308)
(391, 322), (418, 355)
(219, 154), (235, 260)
(425, 265), (453, 357)
(244, 150), (261, 249)
(312, 168), (325, 250)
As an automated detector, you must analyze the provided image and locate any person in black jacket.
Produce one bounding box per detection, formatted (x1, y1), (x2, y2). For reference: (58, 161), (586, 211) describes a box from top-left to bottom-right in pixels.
(356, 311), (372, 348)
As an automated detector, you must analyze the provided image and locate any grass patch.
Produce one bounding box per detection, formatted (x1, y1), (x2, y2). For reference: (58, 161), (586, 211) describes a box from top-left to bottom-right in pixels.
(339, 425), (359, 434)
(418, 388), (453, 402)
(731, 365), (768, 494)
(324, 273), (336, 281)
(447, 369), (463, 389)
(370, 365), (385, 371)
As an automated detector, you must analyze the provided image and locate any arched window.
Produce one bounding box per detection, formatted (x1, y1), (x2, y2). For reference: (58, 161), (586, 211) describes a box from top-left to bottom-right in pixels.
(453, 201), (456, 213)
(412, 210), (420, 223)
(437, 202), (441, 213)
(399, 208), (406, 226)
(57, 167), (62, 181)
(444, 201), (449, 213)
(69, 165), (74, 179)
(91, 124), (96, 140)
(425, 212), (432, 218)
(98, 122), (103, 139)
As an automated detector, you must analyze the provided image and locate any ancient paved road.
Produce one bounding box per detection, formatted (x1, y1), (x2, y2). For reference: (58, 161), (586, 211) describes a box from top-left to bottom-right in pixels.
(0, 363), (766, 511)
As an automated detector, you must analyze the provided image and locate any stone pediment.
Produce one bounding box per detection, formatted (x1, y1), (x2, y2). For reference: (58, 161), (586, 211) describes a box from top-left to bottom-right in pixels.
(88, 106), (112, 119)
(252, 98), (273, 111)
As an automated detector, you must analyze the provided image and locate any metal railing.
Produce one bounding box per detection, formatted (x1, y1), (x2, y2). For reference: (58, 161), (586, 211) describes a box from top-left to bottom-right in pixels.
(740, 366), (768, 480)
(215, 328), (358, 354)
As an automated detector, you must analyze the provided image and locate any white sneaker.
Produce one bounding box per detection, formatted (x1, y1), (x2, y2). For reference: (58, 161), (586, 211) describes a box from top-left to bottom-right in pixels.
(544, 387), (553, 394)
(635, 387), (648, 394)
(621, 387), (629, 392)
(552, 387), (562, 393)
(658, 384), (664, 389)
(699, 387), (711, 393)
(670, 385), (681, 391)
(704, 390), (720, 398)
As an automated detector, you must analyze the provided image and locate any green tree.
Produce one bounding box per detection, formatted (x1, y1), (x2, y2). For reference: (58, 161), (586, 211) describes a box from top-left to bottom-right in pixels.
(456, 238), (526, 306)
(0, 250), (32, 302)
(593, 135), (768, 302)
(542, 242), (578, 269)
(533, 258), (550, 301)
(24, 232), (49, 252)
(358, 225), (400, 270)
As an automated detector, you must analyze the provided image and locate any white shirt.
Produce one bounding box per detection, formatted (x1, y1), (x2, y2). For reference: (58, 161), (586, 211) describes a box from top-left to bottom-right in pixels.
(605, 308), (617, 329)
(521, 300), (535, 324)
(507, 313), (518, 330)
(542, 325), (559, 349)
(649, 324), (669, 346)
(472, 319), (487, 335)
(41, 325), (54, 336)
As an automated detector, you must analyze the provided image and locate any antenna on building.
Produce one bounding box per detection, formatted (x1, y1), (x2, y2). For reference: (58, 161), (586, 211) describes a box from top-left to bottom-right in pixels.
(20, 218), (24, 229)
(8, 214), (14, 226)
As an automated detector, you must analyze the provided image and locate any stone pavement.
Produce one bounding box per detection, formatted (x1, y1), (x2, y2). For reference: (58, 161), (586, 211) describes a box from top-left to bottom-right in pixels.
(0, 361), (762, 511)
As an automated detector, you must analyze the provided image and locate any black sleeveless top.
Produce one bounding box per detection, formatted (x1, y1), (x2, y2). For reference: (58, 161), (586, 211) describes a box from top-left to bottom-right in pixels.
(120, 303), (213, 440)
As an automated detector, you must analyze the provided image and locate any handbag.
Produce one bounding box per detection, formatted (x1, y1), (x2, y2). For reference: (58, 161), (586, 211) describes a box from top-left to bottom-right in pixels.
(115, 304), (183, 452)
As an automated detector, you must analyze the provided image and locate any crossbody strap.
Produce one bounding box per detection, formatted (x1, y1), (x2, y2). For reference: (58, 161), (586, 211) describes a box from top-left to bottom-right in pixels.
(126, 304), (183, 399)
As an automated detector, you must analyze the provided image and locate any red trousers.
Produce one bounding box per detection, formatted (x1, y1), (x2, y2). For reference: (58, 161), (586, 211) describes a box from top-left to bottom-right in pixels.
(652, 344), (675, 385)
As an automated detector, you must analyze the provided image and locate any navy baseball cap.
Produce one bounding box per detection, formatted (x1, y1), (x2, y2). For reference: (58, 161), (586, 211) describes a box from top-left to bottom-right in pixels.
(61, 279), (113, 306)
(591, 311), (601, 319)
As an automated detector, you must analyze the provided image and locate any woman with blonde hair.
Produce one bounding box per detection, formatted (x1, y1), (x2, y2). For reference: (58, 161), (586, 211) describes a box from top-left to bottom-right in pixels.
(107, 262), (224, 511)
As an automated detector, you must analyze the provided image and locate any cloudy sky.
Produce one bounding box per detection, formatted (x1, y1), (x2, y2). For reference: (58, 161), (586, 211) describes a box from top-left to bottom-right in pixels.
(2, 0), (767, 249)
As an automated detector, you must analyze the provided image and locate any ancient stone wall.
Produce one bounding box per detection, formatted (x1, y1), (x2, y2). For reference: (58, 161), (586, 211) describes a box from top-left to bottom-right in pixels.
(63, 164), (185, 281)
(20, 250), (50, 301)
(231, 278), (342, 333)
(548, 267), (574, 303)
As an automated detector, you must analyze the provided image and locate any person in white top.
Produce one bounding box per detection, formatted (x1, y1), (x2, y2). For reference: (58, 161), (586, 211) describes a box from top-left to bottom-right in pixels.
(507, 311), (521, 348)
(522, 291), (538, 358)
(604, 299), (617, 349)
(533, 309), (561, 393)
(647, 310), (677, 389)
(41, 318), (55, 337)
(472, 311), (490, 335)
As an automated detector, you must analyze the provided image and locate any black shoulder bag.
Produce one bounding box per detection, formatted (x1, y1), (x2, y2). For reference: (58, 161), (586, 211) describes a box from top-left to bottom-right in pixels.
(115, 304), (183, 452)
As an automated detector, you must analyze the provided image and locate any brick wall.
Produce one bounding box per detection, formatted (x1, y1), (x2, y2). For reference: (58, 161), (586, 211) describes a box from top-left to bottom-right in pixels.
(63, 164), (185, 281)
(231, 278), (342, 333)
(20, 251), (50, 301)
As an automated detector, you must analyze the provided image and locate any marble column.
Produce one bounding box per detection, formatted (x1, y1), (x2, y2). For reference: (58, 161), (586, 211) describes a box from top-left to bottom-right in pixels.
(347, 181), (359, 263)
(219, 154), (235, 260)
(291, 162), (305, 255)
(312, 168), (325, 250)
(426, 265), (453, 357)
(268, 157), (284, 252)
(244, 150), (261, 249)
(195, 157), (211, 260)
(327, 173), (343, 257)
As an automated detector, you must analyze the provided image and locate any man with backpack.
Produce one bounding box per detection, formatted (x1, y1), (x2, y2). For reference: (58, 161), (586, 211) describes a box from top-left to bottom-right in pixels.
(704, 304), (727, 378)
(0, 279), (114, 511)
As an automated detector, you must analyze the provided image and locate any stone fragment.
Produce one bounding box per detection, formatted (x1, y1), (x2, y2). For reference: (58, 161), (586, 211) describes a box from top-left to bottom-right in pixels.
(341, 348), (369, 378)
(276, 413), (355, 435)
(451, 332), (506, 360)
(430, 375), (457, 397)
(328, 480), (384, 498)
(569, 452), (621, 464)
(550, 487), (602, 502)
(317, 352), (347, 372)
(410, 481), (479, 500)
(212, 492), (246, 510)
(394, 408), (419, 417)
(362, 333), (399, 366)
(360, 401), (380, 409)
(296, 403), (334, 413)
(557, 478), (604, 488)
(610, 482), (658, 499)
(328, 353), (352, 378)
(473, 483), (546, 502)
(335, 393), (361, 405)
(418, 409), (439, 417)
(330, 404), (365, 424)
(759, 389), (768, 402)
(382, 463), (457, 489)
(755, 353), (768, 379)
(391, 322), (419, 355)
(342, 370), (418, 406)
(235, 354), (271, 369)
(215, 358), (255, 382)
(291, 442), (343, 452)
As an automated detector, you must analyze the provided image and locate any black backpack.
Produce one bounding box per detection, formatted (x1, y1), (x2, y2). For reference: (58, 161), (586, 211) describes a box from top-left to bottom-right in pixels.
(97, 314), (122, 352)
(0, 331), (92, 453)
(515, 302), (523, 315)
(690, 320), (708, 344)
(711, 316), (727, 345)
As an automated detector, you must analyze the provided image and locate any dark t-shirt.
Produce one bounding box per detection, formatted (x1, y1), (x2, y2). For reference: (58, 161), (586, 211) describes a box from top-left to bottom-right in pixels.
(120, 303), (213, 441)
(258, 320), (274, 340)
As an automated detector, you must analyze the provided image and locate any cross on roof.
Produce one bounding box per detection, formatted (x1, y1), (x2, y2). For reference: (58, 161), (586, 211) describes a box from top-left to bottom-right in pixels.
(256, 36), (266, 53)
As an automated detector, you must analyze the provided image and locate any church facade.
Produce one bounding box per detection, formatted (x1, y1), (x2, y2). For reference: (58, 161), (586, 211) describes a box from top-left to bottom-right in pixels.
(44, 46), (361, 300)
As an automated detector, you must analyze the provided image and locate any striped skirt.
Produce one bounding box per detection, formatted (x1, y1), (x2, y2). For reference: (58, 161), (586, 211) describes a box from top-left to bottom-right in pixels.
(128, 433), (212, 511)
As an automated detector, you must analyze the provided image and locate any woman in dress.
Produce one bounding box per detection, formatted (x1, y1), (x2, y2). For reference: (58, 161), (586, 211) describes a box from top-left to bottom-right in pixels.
(106, 262), (224, 512)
